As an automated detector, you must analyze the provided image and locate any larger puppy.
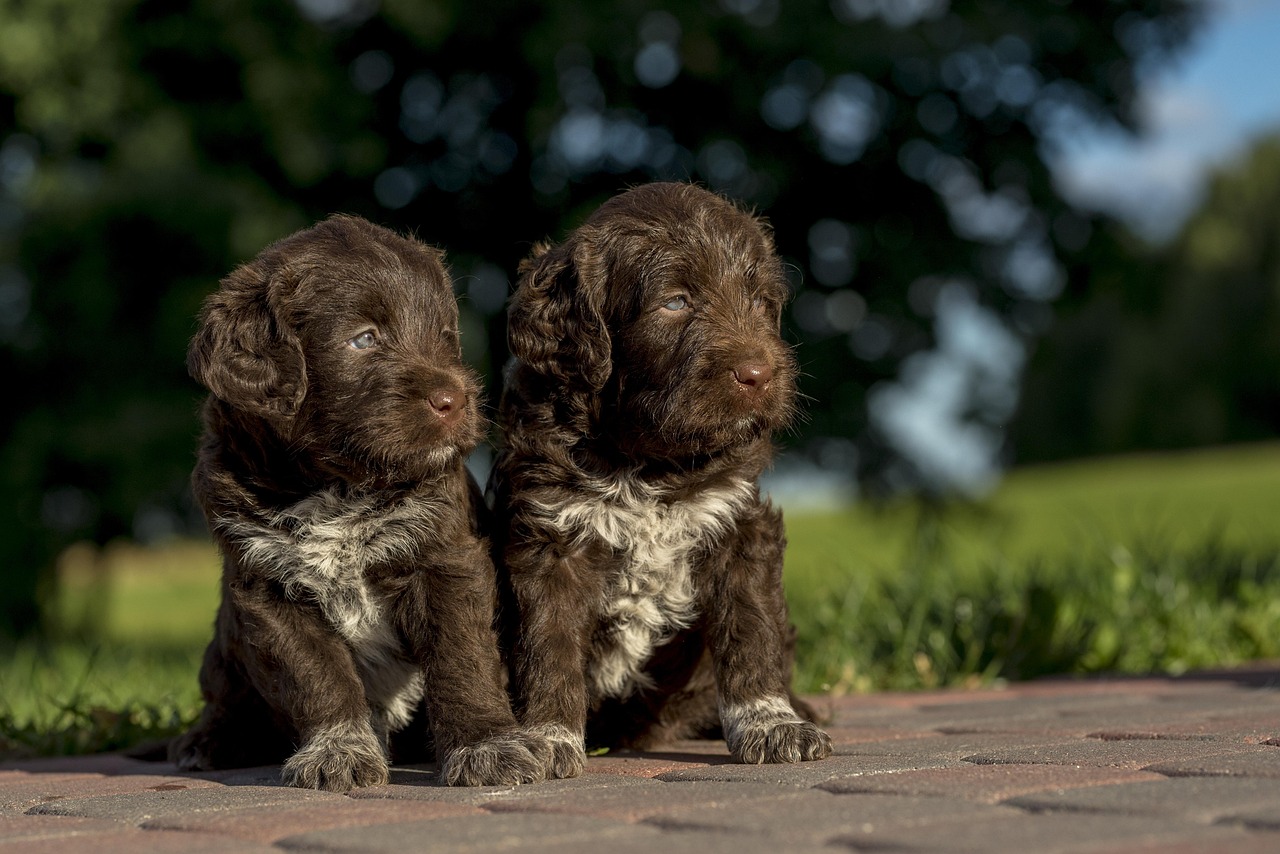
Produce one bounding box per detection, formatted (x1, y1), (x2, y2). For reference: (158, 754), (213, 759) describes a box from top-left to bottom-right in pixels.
(490, 183), (832, 778)
(172, 215), (543, 790)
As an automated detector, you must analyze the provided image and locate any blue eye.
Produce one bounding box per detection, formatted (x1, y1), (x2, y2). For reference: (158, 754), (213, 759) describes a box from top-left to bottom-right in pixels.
(348, 331), (377, 350)
(663, 295), (689, 311)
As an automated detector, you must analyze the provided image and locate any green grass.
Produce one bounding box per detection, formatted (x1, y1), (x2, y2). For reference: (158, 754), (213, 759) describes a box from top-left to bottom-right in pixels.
(5, 441), (1280, 758)
(784, 442), (1280, 693)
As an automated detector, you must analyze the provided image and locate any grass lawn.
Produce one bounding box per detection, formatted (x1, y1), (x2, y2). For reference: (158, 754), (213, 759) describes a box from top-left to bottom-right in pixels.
(4, 441), (1280, 757)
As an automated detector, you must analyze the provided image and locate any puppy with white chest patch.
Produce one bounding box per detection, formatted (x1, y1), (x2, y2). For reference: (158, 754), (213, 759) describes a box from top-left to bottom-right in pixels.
(489, 182), (832, 778)
(172, 214), (545, 790)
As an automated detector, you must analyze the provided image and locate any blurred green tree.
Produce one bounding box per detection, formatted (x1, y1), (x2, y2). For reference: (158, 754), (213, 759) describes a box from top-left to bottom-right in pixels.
(1014, 132), (1280, 461)
(0, 0), (1200, 634)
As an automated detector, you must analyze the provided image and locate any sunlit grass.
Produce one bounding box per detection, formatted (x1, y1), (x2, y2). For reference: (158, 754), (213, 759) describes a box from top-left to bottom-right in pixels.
(784, 442), (1280, 693)
(5, 441), (1280, 757)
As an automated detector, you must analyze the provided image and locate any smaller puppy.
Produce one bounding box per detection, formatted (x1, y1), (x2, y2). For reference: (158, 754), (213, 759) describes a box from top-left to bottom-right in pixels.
(490, 183), (832, 778)
(172, 215), (542, 790)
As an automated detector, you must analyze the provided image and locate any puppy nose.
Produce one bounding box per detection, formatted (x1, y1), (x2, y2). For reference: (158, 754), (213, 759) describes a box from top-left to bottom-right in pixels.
(428, 388), (465, 422)
(733, 362), (773, 391)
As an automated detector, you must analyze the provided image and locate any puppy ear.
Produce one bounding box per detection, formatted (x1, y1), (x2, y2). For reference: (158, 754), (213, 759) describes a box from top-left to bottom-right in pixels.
(187, 261), (307, 421)
(508, 236), (612, 392)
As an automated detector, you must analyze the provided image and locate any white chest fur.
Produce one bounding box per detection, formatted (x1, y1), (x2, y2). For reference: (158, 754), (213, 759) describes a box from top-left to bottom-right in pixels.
(216, 488), (444, 729)
(536, 475), (754, 698)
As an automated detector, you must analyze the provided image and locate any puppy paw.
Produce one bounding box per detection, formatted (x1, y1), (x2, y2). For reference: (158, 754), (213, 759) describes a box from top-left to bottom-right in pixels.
(723, 696), (833, 765)
(522, 723), (587, 780)
(440, 730), (543, 787)
(281, 722), (388, 791)
(168, 728), (217, 772)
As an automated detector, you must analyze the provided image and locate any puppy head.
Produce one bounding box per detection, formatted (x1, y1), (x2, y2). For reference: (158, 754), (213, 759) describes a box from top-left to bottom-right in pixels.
(189, 214), (482, 484)
(509, 183), (797, 459)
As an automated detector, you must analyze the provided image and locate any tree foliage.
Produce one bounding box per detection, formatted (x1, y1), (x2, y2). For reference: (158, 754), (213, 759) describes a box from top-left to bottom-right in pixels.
(1014, 131), (1280, 462)
(0, 0), (1200, 634)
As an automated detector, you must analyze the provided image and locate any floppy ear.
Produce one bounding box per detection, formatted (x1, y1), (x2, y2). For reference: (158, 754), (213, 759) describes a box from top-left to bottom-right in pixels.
(508, 235), (612, 392)
(187, 261), (307, 421)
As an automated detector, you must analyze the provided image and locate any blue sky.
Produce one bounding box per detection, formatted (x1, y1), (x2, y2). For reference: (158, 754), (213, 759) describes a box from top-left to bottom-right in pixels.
(1054, 0), (1280, 240)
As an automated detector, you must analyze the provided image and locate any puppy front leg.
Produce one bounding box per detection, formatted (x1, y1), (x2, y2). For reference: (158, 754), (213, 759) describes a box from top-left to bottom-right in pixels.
(506, 539), (600, 780)
(228, 578), (388, 791)
(703, 506), (832, 765)
(398, 547), (543, 787)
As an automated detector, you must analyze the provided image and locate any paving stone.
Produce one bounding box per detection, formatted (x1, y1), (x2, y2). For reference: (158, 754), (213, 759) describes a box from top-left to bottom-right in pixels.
(347, 771), (653, 805)
(26, 784), (341, 823)
(0, 813), (124, 842)
(144, 799), (485, 842)
(1088, 831), (1280, 854)
(1146, 745), (1280, 778)
(0, 827), (277, 854)
(1224, 805), (1280, 832)
(964, 736), (1259, 770)
(580, 752), (716, 778)
(818, 763), (1164, 803)
(501, 827), (834, 854)
(646, 789), (1013, 843)
(826, 811), (1252, 853)
(654, 752), (958, 785)
(842, 732), (1073, 762)
(276, 812), (657, 852)
(0, 772), (224, 813)
(482, 781), (789, 822)
(822, 724), (945, 745)
(0, 755), (155, 776)
(1089, 711), (1280, 745)
(1004, 776), (1280, 822)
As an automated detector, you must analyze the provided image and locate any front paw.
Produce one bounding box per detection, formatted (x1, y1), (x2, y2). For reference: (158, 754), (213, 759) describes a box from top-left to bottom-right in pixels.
(282, 722), (389, 791)
(522, 723), (586, 780)
(440, 730), (544, 786)
(169, 727), (217, 772)
(736, 719), (833, 764)
(723, 697), (833, 764)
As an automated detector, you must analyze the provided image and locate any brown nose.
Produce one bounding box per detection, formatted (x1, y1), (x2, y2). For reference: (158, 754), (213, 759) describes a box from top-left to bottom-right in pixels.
(428, 388), (465, 422)
(732, 362), (773, 392)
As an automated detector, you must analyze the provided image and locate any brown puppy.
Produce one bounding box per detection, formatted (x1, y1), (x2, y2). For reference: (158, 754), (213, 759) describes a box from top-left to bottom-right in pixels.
(172, 215), (544, 790)
(489, 183), (832, 778)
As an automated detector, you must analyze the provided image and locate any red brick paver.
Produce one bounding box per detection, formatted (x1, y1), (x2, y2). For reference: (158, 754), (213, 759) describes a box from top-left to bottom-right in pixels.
(3, 666), (1278, 853)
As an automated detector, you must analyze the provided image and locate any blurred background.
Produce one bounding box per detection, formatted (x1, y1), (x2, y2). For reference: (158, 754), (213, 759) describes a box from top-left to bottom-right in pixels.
(3, 0), (1280, 752)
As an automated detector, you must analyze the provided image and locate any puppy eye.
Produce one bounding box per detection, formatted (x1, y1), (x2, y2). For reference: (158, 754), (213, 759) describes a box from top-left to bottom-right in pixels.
(348, 331), (378, 350)
(661, 295), (690, 312)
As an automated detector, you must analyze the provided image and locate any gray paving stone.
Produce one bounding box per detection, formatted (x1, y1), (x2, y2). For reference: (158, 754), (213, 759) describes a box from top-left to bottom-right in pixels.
(1225, 805), (1280, 832)
(481, 780), (787, 822)
(0, 772), (225, 814)
(493, 827), (834, 854)
(646, 789), (1014, 842)
(654, 752), (959, 785)
(347, 770), (653, 805)
(964, 736), (1259, 769)
(0, 827), (277, 854)
(1004, 775), (1280, 822)
(143, 798), (487, 842)
(818, 763), (1164, 803)
(276, 812), (656, 852)
(1146, 745), (1280, 778)
(826, 811), (1254, 853)
(840, 731), (1073, 761)
(26, 784), (341, 823)
(0, 813), (123, 842)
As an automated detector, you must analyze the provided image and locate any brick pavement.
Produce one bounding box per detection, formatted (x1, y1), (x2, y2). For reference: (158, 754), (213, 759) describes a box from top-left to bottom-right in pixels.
(3, 667), (1278, 852)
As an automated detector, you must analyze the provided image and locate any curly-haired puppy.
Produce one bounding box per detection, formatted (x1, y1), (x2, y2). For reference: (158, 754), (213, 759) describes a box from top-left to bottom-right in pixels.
(172, 214), (544, 790)
(489, 183), (832, 778)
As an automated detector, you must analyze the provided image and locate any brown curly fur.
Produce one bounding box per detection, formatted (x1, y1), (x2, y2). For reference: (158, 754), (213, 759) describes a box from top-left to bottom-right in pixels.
(171, 215), (543, 790)
(489, 183), (831, 777)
